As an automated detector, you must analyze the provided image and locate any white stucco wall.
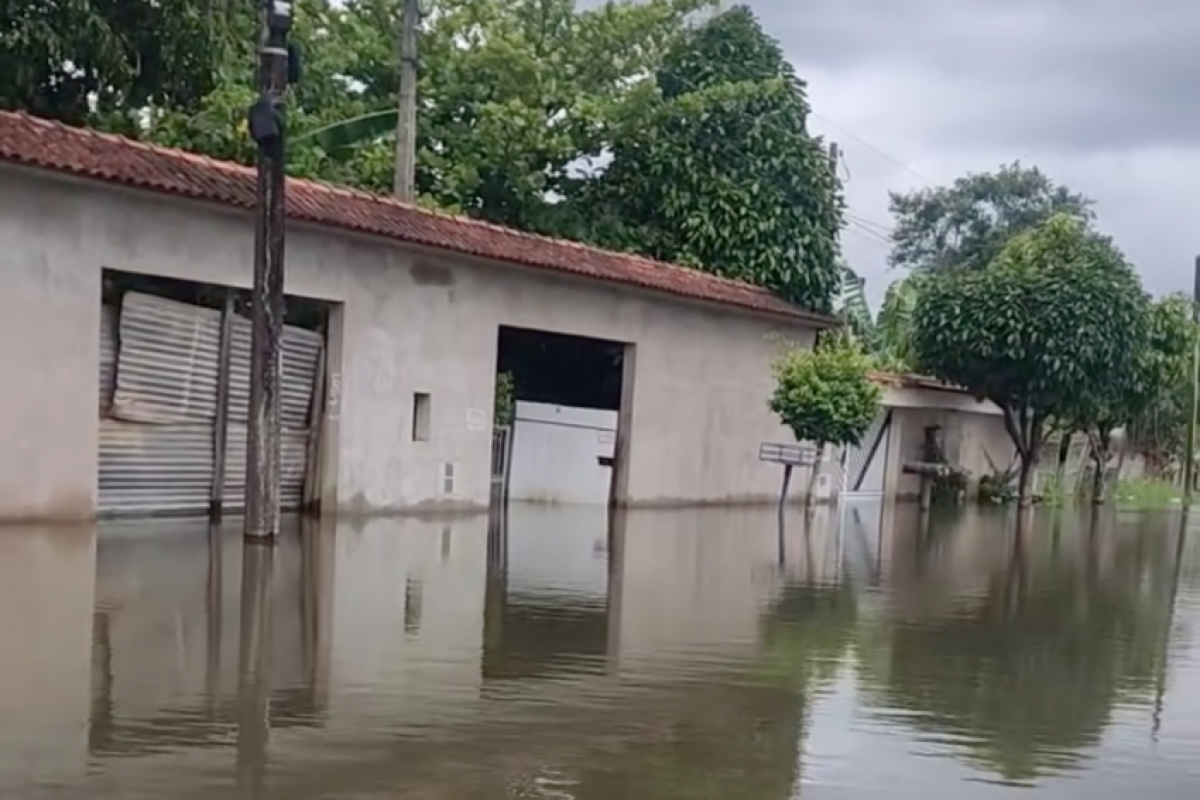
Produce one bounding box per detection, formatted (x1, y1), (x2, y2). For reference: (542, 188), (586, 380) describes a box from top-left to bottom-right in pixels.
(882, 396), (1016, 499)
(0, 167), (817, 520)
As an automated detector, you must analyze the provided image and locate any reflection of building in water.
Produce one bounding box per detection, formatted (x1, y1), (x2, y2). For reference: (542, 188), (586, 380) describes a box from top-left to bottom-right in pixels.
(87, 518), (329, 758)
(0, 526), (95, 792)
(1, 507), (824, 799)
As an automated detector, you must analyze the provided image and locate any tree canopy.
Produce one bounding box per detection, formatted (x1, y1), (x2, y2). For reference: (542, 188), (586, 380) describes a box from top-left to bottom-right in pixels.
(888, 162), (1094, 274)
(910, 213), (1147, 504)
(567, 5), (843, 310)
(1126, 294), (1199, 472)
(769, 334), (881, 450)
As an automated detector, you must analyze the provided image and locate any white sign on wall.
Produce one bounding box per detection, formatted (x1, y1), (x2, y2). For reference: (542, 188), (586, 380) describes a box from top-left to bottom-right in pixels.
(466, 407), (487, 431)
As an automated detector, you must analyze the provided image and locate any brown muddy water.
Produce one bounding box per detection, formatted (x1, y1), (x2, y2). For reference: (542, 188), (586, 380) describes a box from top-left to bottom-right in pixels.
(2, 503), (1199, 798)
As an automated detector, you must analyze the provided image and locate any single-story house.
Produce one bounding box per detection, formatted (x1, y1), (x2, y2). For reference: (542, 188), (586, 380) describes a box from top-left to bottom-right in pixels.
(0, 111), (844, 522)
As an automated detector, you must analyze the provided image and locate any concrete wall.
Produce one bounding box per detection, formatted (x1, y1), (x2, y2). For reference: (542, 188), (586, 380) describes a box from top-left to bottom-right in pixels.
(0, 168), (815, 520)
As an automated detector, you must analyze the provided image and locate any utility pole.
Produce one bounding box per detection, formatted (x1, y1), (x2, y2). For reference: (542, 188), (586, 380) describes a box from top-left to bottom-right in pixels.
(245, 0), (295, 542)
(394, 0), (420, 200)
(1184, 255), (1200, 504)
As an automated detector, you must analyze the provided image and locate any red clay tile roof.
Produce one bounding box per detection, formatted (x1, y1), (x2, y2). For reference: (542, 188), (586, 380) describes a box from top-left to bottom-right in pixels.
(0, 111), (838, 326)
(870, 371), (971, 394)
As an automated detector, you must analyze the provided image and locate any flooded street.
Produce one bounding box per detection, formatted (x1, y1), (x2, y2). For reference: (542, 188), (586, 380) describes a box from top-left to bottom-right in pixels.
(2, 504), (1199, 798)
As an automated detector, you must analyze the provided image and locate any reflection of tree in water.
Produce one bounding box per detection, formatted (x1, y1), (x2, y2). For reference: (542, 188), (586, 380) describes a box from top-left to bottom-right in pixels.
(859, 519), (1177, 785)
(572, 682), (803, 800)
(758, 580), (859, 694)
(619, 576), (861, 800)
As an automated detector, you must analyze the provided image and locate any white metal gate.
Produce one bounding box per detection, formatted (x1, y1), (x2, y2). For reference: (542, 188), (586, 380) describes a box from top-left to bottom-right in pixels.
(97, 291), (322, 517)
(507, 402), (617, 505)
(841, 410), (892, 499)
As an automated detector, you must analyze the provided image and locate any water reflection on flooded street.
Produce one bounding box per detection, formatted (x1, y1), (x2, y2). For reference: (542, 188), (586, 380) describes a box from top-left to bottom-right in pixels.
(2, 503), (1199, 798)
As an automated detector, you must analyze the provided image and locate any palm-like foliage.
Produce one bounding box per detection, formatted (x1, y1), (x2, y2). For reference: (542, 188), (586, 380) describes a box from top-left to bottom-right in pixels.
(875, 275), (919, 370)
(834, 263), (876, 348)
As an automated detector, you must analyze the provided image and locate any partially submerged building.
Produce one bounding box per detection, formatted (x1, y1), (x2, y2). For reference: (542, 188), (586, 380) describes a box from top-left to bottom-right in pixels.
(0, 112), (840, 522)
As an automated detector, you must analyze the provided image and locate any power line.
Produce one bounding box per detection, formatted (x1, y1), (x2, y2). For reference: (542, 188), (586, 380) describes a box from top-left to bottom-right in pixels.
(810, 111), (936, 186)
(845, 210), (892, 237)
(844, 219), (892, 249)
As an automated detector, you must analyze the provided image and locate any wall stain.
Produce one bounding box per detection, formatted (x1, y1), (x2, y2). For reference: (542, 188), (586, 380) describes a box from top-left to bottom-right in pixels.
(409, 262), (455, 286)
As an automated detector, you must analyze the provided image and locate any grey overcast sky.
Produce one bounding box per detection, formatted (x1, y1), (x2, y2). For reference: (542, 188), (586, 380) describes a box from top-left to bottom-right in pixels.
(748, 0), (1198, 305)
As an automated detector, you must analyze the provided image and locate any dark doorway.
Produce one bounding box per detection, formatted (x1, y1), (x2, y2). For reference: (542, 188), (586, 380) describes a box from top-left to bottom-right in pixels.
(495, 325), (624, 411)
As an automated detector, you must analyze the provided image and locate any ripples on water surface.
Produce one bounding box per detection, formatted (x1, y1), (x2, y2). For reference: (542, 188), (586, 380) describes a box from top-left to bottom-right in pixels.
(2, 503), (1200, 798)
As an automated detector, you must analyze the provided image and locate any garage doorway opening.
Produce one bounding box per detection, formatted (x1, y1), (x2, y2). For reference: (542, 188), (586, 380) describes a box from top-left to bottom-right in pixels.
(493, 325), (633, 506)
(98, 269), (335, 519)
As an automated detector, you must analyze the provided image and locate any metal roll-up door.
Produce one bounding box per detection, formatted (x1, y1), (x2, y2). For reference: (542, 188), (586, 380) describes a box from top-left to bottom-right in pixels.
(225, 316), (323, 429)
(99, 292), (221, 517)
(221, 315), (323, 512)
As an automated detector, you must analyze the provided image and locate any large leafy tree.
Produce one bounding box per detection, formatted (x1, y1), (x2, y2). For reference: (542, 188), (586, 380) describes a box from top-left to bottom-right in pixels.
(292, 0), (713, 223)
(911, 213), (1146, 505)
(889, 162), (1094, 274)
(0, 0), (243, 127)
(572, 5), (843, 311)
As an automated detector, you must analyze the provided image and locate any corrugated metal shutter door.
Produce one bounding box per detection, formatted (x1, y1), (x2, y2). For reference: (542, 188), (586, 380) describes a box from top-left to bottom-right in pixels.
(97, 291), (323, 518)
(99, 293), (220, 516)
(97, 421), (215, 515)
(221, 317), (323, 511)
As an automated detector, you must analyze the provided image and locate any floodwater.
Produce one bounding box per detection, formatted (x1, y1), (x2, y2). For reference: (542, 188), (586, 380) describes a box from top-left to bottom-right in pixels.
(2, 503), (1199, 799)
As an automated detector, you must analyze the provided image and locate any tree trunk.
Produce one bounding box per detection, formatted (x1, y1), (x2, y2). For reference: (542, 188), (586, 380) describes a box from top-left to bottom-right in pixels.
(1091, 453), (1106, 504)
(805, 446), (823, 506)
(1090, 430), (1112, 505)
(1053, 432), (1071, 494)
(1016, 454), (1036, 507)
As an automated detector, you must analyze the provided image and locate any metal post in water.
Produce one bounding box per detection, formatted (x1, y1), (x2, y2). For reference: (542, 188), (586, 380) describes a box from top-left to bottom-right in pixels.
(1184, 256), (1200, 504)
(245, 0), (294, 541)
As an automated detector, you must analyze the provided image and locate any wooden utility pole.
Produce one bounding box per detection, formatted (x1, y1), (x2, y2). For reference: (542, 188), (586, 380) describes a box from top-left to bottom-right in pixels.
(244, 0), (295, 541)
(394, 0), (420, 200)
(1184, 255), (1200, 503)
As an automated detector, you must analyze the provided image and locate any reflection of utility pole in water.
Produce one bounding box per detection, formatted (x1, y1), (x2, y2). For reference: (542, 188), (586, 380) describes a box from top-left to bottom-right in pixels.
(237, 544), (275, 798)
(482, 505), (508, 676)
(605, 509), (626, 672)
(206, 523), (224, 717)
(1151, 514), (1187, 740)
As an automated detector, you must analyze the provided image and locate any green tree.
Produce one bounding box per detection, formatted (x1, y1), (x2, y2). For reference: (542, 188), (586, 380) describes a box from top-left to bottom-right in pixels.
(292, 0), (713, 220)
(1068, 293), (1199, 502)
(769, 335), (882, 500)
(889, 162), (1093, 274)
(911, 213), (1145, 506)
(0, 0), (245, 128)
(571, 5), (843, 311)
(1127, 294), (1199, 475)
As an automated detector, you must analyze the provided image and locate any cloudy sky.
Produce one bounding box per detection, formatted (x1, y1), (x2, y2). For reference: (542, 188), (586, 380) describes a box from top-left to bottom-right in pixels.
(741, 0), (1197, 307)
